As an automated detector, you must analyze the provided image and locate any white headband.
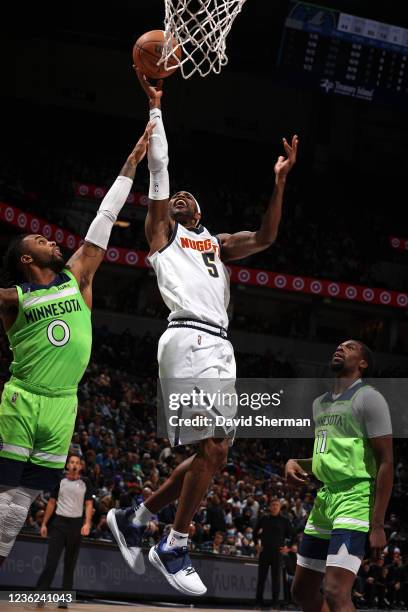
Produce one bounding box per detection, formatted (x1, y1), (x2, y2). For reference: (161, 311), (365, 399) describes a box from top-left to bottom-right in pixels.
(184, 192), (201, 215)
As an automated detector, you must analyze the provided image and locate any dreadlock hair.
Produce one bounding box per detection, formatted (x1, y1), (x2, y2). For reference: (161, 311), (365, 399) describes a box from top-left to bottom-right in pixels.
(2, 233), (30, 287)
(356, 341), (375, 378)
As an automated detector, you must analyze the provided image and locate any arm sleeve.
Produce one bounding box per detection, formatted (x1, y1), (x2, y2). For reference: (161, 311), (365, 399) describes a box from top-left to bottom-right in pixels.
(354, 387), (393, 438)
(85, 176), (133, 249)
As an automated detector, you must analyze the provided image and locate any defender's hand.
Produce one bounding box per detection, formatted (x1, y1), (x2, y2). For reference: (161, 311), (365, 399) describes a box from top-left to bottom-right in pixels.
(128, 121), (155, 165)
(285, 459), (309, 486)
(134, 67), (163, 109)
(40, 525), (48, 538)
(274, 135), (299, 185)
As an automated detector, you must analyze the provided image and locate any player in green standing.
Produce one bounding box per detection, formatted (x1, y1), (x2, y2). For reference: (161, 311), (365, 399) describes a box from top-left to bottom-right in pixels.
(285, 340), (393, 612)
(0, 121), (153, 565)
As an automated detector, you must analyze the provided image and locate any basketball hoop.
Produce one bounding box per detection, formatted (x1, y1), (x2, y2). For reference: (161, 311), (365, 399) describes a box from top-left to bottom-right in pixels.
(160, 0), (247, 79)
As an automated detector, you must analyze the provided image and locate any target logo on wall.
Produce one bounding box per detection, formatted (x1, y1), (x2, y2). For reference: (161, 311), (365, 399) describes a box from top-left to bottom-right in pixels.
(94, 187), (105, 199)
(30, 218), (40, 233)
(362, 288), (374, 302)
(42, 225), (52, 239)
(78, 184), (89, 196)
(238, 269), (250, 283)
(379, 291), (391, 305)
(67, 235), (76, 250)
(17, 213), (27, 228)
(256, 272), (269, 285)
(328, 283), (340, 296)
(106, 248), (120, 262)
(55, 229), (65, 243)
(310, 281), (322, 294)
(125, 251), (139, 266)
(274, 275), (287, 289)
(5, 207), (15, 222)
(397, 294), (408, 308)
(345, 286), (357, 299)
(292, 277), (304, 291)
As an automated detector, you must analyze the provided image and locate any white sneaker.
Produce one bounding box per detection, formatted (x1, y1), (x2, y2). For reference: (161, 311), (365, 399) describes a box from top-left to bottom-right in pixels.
(148, 537), (207, 596)
(107, 507), (145, 574)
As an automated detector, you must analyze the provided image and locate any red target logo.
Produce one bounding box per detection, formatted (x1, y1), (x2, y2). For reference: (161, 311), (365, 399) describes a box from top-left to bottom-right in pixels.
(30, 218), (40, 232)
(94, 187), (105, 199)
(292, 277), (305, 291)
(43, 225), (52, 238)
(140, 195), (149, 207)
(274, 275), (287, 288)
(125, 251), (139, 265)
(345, 286), (357, 299)
(397, 294), (408, 308)
(78, 184), (89, 196)
(256, 272), (269, 285)
(5, 207), (15, 222)
(107, 248), (119, 262)
(391, 238), (400, 249)
(67, 235), (76, 249)
(55, 229), (64, 243)
(379, 291), (391, 304)
(238, 269), (250, 283)
(310, 281), (322, 294)
(17, 213), (27, 228)
(328, 283), (340, 296)
(362, 288), (374, 302)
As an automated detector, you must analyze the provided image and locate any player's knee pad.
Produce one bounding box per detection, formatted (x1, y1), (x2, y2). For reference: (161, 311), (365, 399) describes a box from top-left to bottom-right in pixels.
(0, 486), (40, 558)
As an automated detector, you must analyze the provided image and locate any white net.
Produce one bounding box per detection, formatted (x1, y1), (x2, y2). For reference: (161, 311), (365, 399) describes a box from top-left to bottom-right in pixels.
(160, 0), (247, 79)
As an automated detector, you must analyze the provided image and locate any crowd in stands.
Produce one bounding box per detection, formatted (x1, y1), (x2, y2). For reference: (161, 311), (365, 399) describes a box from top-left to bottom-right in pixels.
(1, 324), (405, 609)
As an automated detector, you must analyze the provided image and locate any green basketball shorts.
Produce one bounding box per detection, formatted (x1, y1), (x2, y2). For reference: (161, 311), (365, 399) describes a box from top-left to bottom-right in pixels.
(0, 379), (77, 489)
(298, 479), (375, 575)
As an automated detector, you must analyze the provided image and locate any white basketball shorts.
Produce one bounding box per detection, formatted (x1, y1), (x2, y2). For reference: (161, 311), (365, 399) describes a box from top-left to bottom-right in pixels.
(158, 323), (237, 447)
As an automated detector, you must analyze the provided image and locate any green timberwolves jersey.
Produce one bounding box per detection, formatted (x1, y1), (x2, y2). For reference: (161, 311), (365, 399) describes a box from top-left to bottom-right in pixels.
(7, 268), (92, 395)
(312, 381), (390, 485)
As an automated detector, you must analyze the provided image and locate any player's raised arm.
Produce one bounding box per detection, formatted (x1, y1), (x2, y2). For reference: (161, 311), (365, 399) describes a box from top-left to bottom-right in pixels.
(217, 135), (299, 262)
(0, 288), (18, 331)
(66, 121), (153, 305)
(135, 69), (172, 255)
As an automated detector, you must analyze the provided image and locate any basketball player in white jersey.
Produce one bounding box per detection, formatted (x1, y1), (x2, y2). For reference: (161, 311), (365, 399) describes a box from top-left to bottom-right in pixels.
(108, 71), (298, 596)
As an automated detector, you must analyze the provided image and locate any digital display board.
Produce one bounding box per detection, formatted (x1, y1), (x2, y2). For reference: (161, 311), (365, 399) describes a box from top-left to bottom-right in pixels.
(278, 2), (408, 103)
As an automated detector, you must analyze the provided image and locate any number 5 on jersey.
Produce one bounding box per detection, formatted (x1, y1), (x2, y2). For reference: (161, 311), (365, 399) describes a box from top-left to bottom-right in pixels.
(202, 252), (219, 278)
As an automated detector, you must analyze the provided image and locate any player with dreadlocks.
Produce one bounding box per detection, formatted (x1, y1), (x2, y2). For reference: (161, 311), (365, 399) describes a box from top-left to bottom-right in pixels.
(0, 122), (153, 565)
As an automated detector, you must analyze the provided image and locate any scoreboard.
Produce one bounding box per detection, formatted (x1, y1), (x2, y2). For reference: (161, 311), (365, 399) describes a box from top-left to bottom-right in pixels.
(278, 2), (408, 104)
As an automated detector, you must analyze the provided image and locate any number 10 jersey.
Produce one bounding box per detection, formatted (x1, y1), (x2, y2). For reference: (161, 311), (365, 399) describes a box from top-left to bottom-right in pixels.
(149, 222), (230, 329)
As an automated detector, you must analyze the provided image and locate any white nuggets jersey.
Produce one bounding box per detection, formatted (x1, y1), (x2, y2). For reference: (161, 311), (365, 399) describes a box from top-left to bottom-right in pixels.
(149, 222), (230, 329)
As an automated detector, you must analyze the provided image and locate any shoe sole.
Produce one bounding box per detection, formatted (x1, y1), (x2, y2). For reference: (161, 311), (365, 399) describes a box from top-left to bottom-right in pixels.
(148, 546), (207, 596)
(107, 509), (145, 575)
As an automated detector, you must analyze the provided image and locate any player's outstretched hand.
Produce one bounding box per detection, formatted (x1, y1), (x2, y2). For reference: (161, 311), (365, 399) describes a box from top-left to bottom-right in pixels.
(134, 66), (163, 109)
(128, 121), (155, 165)
(284, 458), (309, 486)
(274, 134), (299, 185)
(40, 525), (47, 538)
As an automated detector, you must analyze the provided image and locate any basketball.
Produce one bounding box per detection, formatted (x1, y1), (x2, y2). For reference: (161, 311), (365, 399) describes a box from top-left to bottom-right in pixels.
(133, 30), (182, 80)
